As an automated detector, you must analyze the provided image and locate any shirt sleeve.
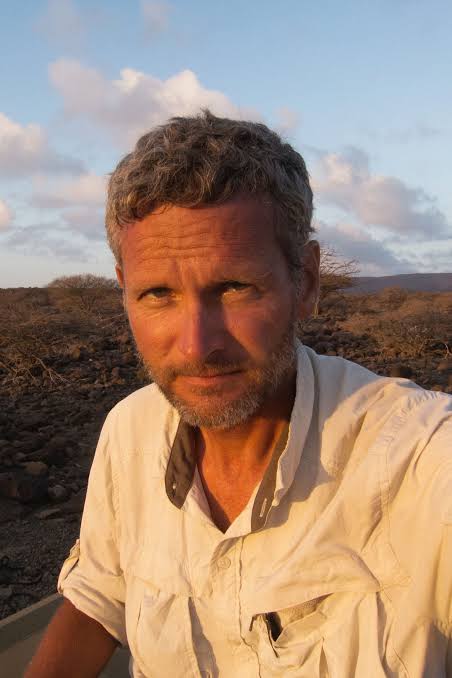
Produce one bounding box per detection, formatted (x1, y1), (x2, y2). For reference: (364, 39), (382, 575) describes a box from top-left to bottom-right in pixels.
(57, 412), (127, 647)
(417, 412), (452, 629)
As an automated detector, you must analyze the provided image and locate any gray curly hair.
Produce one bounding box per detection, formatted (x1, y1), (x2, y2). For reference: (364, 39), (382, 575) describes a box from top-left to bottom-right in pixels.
(106, 110), (314, 285)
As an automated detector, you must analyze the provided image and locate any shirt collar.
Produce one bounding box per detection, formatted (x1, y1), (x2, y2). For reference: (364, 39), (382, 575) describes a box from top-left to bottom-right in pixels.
(250, 341), (315, 529)
(165, 341), (314, 531)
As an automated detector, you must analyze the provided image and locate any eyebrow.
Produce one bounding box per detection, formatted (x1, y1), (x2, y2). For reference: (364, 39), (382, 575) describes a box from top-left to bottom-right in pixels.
(137, 269), (273, 289)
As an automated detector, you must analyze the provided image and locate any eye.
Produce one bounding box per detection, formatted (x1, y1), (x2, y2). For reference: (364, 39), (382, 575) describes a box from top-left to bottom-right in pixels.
(221, 281), (250, 293)
(140, 287), (171, 300)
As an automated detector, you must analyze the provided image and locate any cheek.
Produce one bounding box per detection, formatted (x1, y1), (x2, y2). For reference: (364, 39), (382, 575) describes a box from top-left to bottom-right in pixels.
(224, 298), (293, 353)
(127, 306), (174, 356)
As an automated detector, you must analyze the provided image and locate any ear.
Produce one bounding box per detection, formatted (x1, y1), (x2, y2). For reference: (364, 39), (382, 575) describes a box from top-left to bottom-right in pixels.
(115, 264), (124, 289)
(298, 240), (320, 320)
(115, 265), (127, 310)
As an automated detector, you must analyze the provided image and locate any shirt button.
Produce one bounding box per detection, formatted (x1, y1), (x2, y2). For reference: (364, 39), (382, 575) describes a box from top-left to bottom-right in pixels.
(217, 556), (231, 570)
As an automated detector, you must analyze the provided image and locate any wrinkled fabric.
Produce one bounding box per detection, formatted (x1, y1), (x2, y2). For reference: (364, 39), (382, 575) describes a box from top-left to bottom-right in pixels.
(57, 343), (452, 677)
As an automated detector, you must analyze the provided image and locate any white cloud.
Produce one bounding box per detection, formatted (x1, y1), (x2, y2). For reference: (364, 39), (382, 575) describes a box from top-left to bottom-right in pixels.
(0, 112), (83, 177)
(312, 146), (450, 240)
(393, 241), (452, 274)
(62, 207), (105, 241)
(314, 219), (415, 276)
(141, 1), (171, 36)
(49, 60), (257, 145)
(0, 200), (13, 229)
(31, 173), (107, 208)
(3, 223), (90, 261)
(29, 174), (106, 243)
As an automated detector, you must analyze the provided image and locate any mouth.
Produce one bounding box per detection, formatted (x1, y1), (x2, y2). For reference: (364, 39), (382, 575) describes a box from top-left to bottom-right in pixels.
(179, 370), (242, 386)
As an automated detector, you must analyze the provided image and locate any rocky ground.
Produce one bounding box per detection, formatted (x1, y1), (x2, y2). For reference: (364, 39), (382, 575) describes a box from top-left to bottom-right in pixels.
(0, 289), (451, 621)
(0, 310), (147, 620)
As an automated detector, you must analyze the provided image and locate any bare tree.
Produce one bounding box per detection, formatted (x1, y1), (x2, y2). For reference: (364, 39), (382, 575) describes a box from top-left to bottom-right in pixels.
(46, 274), (119, 289)
(314, 246), (359, 315)
(46, 274), (120, 316)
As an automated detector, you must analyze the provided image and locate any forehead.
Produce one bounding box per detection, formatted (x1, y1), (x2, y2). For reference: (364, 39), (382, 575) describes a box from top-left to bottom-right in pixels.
(120, 196), (280, 269)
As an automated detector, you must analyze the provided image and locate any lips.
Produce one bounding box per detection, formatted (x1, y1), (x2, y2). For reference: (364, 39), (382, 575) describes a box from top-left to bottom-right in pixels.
(180, 371), (241, 385)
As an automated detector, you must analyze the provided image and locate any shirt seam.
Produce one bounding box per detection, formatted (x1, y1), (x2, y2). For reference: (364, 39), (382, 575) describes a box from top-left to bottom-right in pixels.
(371, 392), (443, 593)
(381, 393), (452, 635)
(102, 420), (122, 555)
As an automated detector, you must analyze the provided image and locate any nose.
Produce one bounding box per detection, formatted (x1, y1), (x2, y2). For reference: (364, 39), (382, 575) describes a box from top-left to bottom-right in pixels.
(177, 300), (225, 362)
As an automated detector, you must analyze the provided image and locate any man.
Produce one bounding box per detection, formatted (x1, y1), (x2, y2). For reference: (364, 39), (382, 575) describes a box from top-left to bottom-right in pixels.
(26, 111), (452, 677)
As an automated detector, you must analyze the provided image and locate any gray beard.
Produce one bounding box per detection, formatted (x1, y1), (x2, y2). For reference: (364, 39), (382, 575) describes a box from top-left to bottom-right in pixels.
(138, 321), (298, 430)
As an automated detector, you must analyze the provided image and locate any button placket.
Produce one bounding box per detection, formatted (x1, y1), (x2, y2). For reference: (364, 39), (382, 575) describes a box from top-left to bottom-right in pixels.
(210, 544), (237, 632)
(217, 544), (244, 662)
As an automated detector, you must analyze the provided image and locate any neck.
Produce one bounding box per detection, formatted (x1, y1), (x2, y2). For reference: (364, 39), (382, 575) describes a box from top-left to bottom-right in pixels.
(196, 370), (296, 475)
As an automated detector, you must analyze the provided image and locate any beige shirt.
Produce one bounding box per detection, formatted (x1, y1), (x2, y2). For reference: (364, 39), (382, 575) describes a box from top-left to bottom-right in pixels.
(57, 343), (452, 677)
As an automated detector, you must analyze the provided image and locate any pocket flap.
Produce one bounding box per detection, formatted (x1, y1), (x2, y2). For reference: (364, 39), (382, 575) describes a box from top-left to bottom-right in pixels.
(127, 543), (193, 596)
(275, 594), (329, 628)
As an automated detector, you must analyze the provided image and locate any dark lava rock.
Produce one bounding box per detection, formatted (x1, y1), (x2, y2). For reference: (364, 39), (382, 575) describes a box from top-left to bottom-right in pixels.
(314, 341), (332, 354)
(0, 471), (48, 503)
(22, 461), (49, 477)
(389, 365), (413, 379)
(36, 508), (62, 520)
(121, 351), (136, 366)
(47, 484), (70, 503)
(22, 446), (66, 468)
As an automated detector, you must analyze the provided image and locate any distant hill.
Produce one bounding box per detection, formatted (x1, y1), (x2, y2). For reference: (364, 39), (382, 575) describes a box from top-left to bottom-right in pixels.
(348, 273), (452, 294)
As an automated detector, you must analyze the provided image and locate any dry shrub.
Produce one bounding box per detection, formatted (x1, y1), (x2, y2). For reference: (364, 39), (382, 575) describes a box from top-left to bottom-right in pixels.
(343, 305), (452, 359)
(395, 293), (452, 320)
(321, 293), (349, 316)
(0, 302), (69, 391)
(48, 287), (122, 319)
(373, 286), (408, 310)
(0, 284), (124, 394)
(372, 317), (434, 358)
(46, 274), (121, 319)
(47, 274), (119, 289)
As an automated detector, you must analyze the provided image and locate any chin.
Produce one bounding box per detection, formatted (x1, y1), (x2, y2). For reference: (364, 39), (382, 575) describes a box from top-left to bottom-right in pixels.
(163, 386), (264, 430)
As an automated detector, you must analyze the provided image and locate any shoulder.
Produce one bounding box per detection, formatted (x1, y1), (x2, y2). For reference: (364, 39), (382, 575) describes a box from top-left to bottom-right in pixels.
(100, 383), (180, 453)
(299, 342), (452, 470)
(385, 397), (452, 623)
(301, 341), (451, 412)
(390, 393), (452, 516)
(109, 382), (167, 417)
(300, 342), (434, 427)
(301, 342), (418, 398)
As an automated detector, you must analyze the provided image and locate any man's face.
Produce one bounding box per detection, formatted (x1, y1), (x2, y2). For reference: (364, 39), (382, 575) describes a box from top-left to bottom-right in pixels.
(117, 196), (316, 429)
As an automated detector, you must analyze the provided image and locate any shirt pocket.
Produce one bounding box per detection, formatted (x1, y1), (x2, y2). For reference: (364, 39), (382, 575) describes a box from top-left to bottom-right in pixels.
(249, 596), (330, 677)
(251, 591), (408, 678)
(125, 549), (204, 678)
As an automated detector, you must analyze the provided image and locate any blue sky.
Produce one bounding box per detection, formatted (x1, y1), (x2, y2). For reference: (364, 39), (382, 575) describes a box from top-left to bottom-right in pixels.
(0, 0), (451, 286)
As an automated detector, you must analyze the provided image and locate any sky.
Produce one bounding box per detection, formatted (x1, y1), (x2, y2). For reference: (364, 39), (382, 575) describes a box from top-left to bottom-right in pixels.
(0, 0), (451, 287)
